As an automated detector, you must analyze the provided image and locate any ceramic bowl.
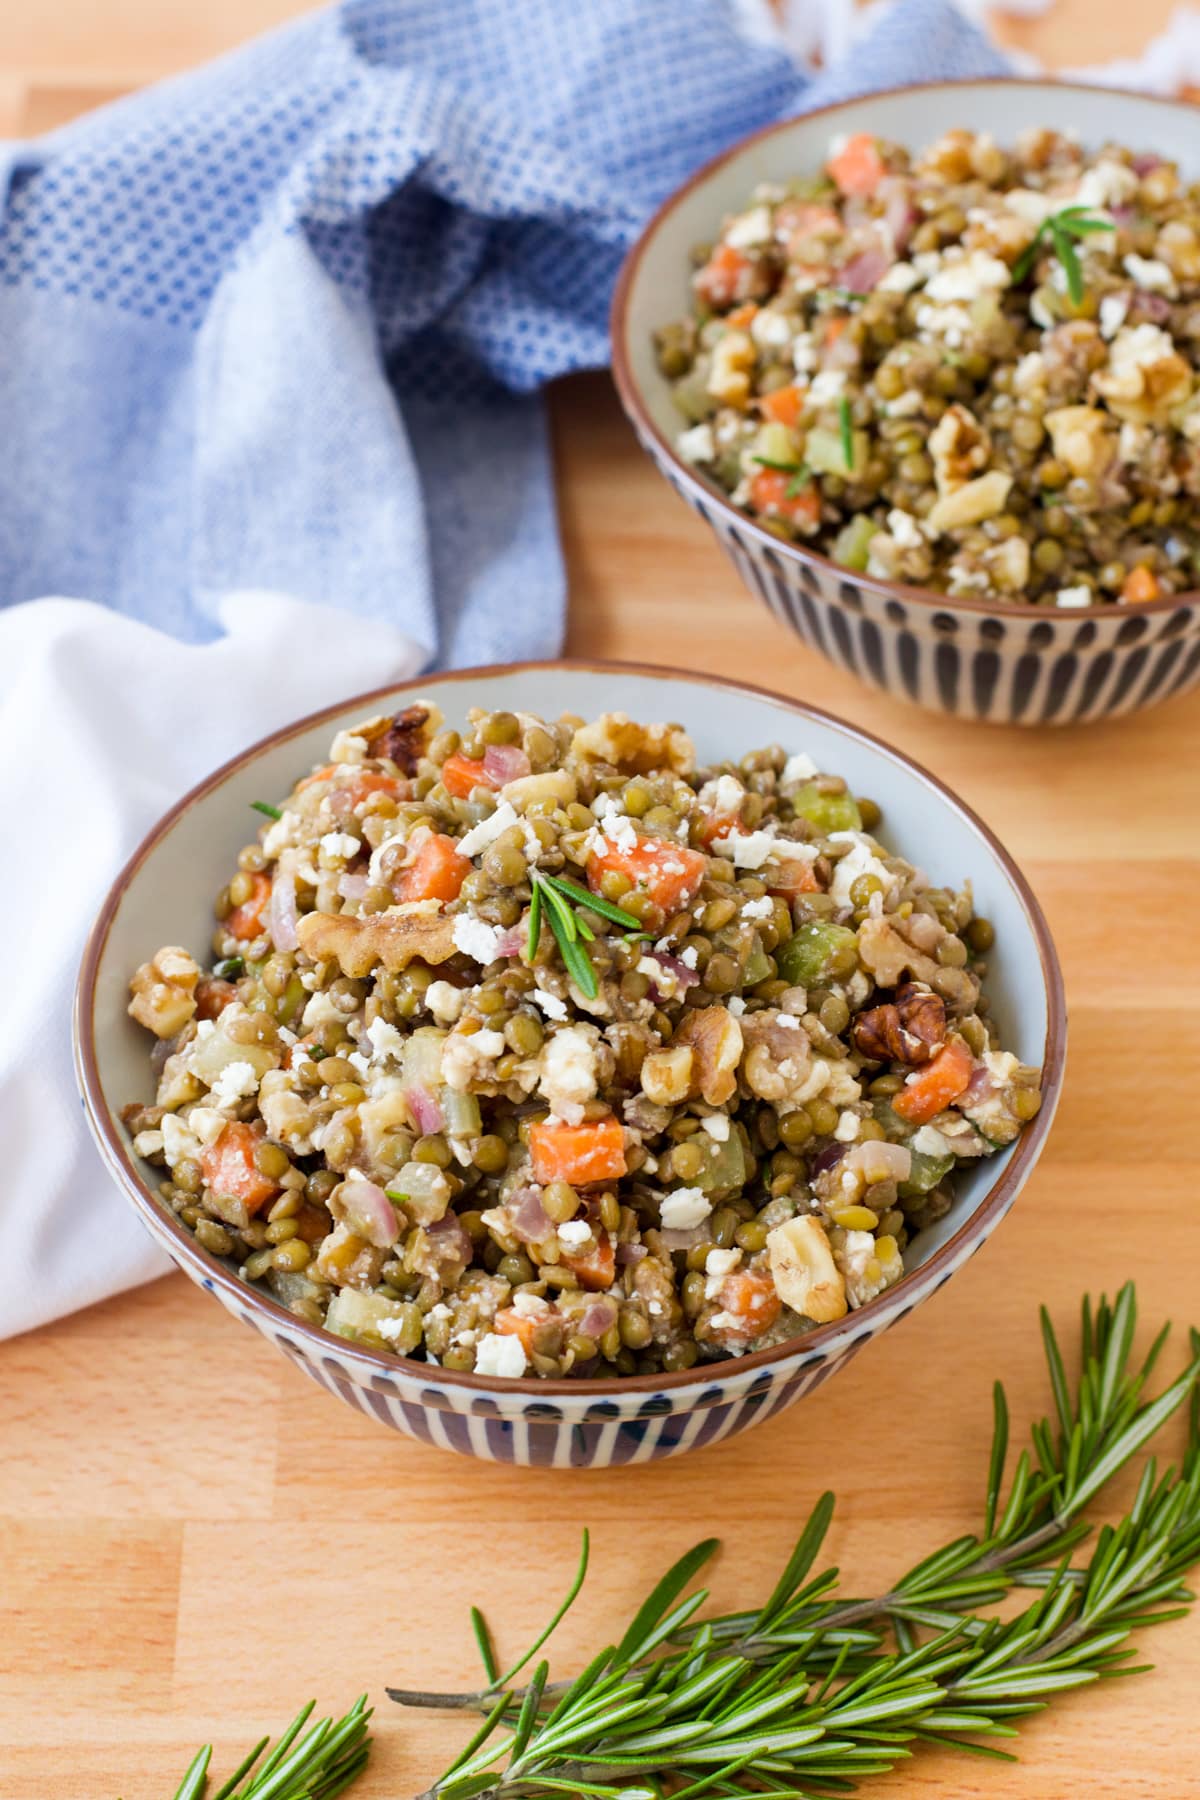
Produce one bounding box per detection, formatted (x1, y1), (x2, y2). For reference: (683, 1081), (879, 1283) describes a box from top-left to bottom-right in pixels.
(76, 662), (1066, 1465)
(612, 80), (1200, 725)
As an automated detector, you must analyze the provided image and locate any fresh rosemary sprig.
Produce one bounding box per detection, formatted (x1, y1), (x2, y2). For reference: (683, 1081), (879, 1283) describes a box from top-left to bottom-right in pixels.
(838, 393), (855, 473)
(750, 455), (802, 473)
(528, 871), (645, 1001)
(389, 1285), (1200, 1798)
(1011, 205), (1112, 305)
(163, 1697), (371, 1800)
(250, 800), (283, 820)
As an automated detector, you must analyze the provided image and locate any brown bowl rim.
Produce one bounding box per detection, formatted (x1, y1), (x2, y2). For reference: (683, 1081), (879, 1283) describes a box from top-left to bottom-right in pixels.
(610, 75), (1200, 623)
(75, 656), (1067, 1399)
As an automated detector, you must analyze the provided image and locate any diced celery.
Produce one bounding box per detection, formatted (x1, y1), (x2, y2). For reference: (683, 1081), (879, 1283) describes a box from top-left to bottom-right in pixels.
(752, 421), (800, 467)
(832, 514), (876, 573)
(693, 1130), (748, 1194)
(277, 972), (307, 1026)
(325, 1289), (421, 1353)
(790, 782), (862, 834)
(776, 921), (859, 987)
(899, 1150), (955, 1197)
(804, 425), (868, 478)
(189, 1025), (277, 1083)
(401, 1027), (445, 1092)
(391, 1159), (451, 1225)
(742, 934), (772, 987)
(670, 363), (716, 423)
(441, 1088), (482, 1138)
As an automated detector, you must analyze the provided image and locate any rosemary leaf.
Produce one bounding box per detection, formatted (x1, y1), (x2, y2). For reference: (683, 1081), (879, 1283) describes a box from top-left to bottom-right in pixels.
(537, 873), (642, 932)
(250, 801), (283, 820)
(526, 878), (542, 964)
(838, 393), (855, 472)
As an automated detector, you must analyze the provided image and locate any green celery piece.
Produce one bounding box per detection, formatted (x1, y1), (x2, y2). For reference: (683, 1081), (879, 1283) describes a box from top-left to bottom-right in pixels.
(776, 921), (858, 988)
(832, 514), (876, 573)
(900, 1149), (955, 1197)
(790, 781), (862, 833)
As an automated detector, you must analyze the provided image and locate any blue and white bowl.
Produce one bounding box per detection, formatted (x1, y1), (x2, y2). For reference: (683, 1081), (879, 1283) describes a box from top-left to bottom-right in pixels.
(76, 664), (1066, 1465)
(612, 81), (1200, 725)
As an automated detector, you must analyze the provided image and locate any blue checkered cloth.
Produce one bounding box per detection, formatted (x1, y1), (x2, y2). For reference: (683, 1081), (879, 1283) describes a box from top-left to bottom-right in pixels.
(0, 0), (1003, 666)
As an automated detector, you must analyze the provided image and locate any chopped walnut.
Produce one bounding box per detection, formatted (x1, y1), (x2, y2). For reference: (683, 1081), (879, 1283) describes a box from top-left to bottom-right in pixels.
(365, 703), (436, 774)
(295, 907), (458, 978)
(766, 1216), (847, 1322)
(570, 712), (695, 775)
(1044, 405), (1117, 478)
(856, 916), (941, 989)
(739, 1010), (814, 1104)
(674, 1005), (743, 1105)
(128, 946), (200, 1038)
(640, 1043), (694, 1106)
(929, 404), (992, 495)
(927, 470), (1013, 536)
(852, 982), (946, 1064)
(1092, 323), (1192, 425)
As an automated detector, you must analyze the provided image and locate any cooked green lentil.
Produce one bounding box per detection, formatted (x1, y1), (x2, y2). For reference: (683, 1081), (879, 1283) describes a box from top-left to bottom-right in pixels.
(657, 126), (1200, 607)
(123, 701), (1041, 1379)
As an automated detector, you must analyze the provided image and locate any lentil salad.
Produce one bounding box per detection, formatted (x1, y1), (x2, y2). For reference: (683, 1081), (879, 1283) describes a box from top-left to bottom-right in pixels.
(656, 126), (1200, 607)
(123, 703), (1042, 1379)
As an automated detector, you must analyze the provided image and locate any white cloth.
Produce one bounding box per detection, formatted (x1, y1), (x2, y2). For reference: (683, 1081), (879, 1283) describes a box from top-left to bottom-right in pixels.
(0, 593), (423, 1339)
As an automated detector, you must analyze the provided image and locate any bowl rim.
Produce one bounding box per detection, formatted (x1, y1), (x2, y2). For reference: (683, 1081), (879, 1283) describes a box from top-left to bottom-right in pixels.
(75, 655), (1067, 1399)
(610, 75), (1200, 623)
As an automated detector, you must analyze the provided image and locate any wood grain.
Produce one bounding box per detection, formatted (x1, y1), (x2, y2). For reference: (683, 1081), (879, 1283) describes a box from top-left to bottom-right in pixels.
(2, 6), (1198, 1796)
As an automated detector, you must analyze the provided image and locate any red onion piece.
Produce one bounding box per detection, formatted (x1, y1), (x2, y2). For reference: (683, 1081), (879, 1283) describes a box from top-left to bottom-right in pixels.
(426, 1212), (472, 1263)
(268, 864), (299, 952)
(811, 1142), (845, 1177)
(1132, 153), (1162, 176)
(334, 1176), (400, 1248)
(1109, 204), (1136, 227)
(616, 1242), (648, 1267)
(840, 246), (889, 294)
(482, 744), (531, 786)
(581, 1297), (619, 1338)
(494, 924), (526, 958)
(642, 950), (700, 1003)
(879, 177), (916, 253)
(961, 1064), (995, 1108)
(660, 1225), (709, 1252)
(405, 1082), (444, 1135)
(337, 871), (369, 901)
(510, 1186), (553, 1245)
(1131, 291), (1172, 324)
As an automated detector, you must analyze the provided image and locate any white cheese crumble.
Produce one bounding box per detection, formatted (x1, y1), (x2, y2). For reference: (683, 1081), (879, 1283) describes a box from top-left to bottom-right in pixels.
(677, 423), (716, 465)
(711, 827), (777, 868)
(1098, 292), (1129, 340)
(366, 1016), (407, 1063)
(425, 979), (465, 1024)
(319, 831), (360, 862)
(886, 390), (924, 418)
(911, 1123), (954, 1158)
(532, 988), (569, 1022)
(701, 1114), (731, 1142)
(725, 204), (772, 249)
(1107, 322), (1177, 383)
(834, 1110), (861, 1143)
(887, 508), (924, 550)
(740, 896), (774, 921)
(161, 1112), (200, 1168)
(706, 1247), (741, 1277)
(878, 260), (921, 293)
(1055, 585), (1092, 609)
(827, 832), (897, 909)
(592, 793), (638, 854)
(301, 989), (351, 1032)
(208, 1060), (261, 1109)
(452, 914), (505, 964)
(659, 1187), (713, 1230)
(750, 308), (793, 350)
(792, 331), (820, 373)
(557, 1220), (594, 1250)
(781, 751), (818, 784)
(809, 369), (846, 405)
(1002, 187), (1056, 227)
(678, 945), (699, 970)
(1072, 158), (1137, 212)
(512, 1290), (551, 1319)
(329, 730), (368, 764)
(457, 801), (519, 859)
(726, 995), (747, 1017)
(442, 1027), (506, 1090)
(537, 1026), (599, 1125)
(473, 1332), (528, 1379)
(924, 250), (1010, 303)
(1123, 253), (1177, 296)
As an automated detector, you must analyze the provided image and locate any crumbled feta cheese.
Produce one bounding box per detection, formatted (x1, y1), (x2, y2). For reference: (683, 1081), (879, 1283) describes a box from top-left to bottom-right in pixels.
(827, 832), (897, 909)
(512, 1290), (551, 1318)
(366, 1016), (407, 1063)
(773, 1012), (801, 1030)
(160, 1112), (200, 1168)
(1002, 187), (1056, 227)
(726, 995), (746, 1017)
(329, 730), (368, 764)
(1029, 290), (1056, 331)
(457, 801), (519, 859)
(809, 369), (846, 405)
(1107, 322), (1177, 383)
(706, 1247), (741, 1278)
(750, 308), (793, 351)
(521, 820), (542, 863)
(1072, 158), (1137, 212)
(1123, 253), (1177, 296)
(302, 989), (351, 1031)
(1118, 421), (1151, 464)
(452, 914), (505, 964)
(376, 1314), (413, 1344)
(834, 1110), (861, 1143)
(915, 300), (973, 347)
(711, 827), (777, 868)
(911, 1123), (954, 1158)
(886, 508), (924, 550)
(319, 831), (360, 861)
(725, 204), (772, 249)
(740, 896), (774, 922)
(879, 260), (921, 293)
(1013, 351), (1046, 395)
(792, 331), (820, 373)
(1055, 585), (1092, 609)
(678, 945), (699, 970)
(677, 423), (716, 465)
(983, 1049), (1021, 1083)
(701, 1114), (731, 1142)
(442, 1027), (506, 1090)
(781, 752), (818, 784)
(261, 811), (299, 858)
(592, 793), (638, 854)
(187, 1106), (229, 1148)
(925, 250), (1010, 303)
(1099, 292), (1129, 341)
(886, 390), (923, 418)
(702, 773), (745, 814)
(659, 1187), (713, 1230)
(537, 1026), (599, 1125)
(473, 1332), (528, 1379)
(557, 1219), (593, 1250)
(425, 980), (465, 1024)
(532, 987), (569, 1023)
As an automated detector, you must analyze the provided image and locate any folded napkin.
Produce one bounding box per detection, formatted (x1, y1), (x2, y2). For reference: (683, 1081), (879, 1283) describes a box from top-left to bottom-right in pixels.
(0, 0), (1006, 1340)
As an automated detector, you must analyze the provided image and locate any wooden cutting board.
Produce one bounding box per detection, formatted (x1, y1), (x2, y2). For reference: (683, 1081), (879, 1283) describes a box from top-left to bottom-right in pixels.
(2, 5), (1197, 1795)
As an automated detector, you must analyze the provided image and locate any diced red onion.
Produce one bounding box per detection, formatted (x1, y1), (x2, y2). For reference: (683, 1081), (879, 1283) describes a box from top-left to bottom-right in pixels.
(581, 1297), (619, 1338)
(405, 1082), (444, 1135)
(1132, 153), (1162, 176)
(337, 871), (368, 901)
(1109, 204), (1136, 227)
(510, 1186), (553, 1245)
(879, 178), (916, 253)
(483, 744), (531, 786)
(840, 246), (890, 294)
(962, 1065), (995, 1108)
(616, 1242), (648, 1267)
(660, 1225), (709, 1251)
(268, 864), (299, 952)
(494, 924), (526, 959)
(642, 950), (700, 1004)
(426, 1212), (471, 1263)
(811, 1142), (845, 1178)
(1131, 291), (1172, 324)
(336, 1176), (400, 1247)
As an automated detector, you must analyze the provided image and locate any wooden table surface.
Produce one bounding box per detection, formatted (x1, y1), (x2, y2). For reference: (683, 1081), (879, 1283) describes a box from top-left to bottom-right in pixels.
(3, 5), (1198, 1796)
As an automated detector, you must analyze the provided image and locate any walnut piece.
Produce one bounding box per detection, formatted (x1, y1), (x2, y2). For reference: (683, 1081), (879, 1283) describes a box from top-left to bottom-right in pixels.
(852, 982), (946, 1065)
(296, 908), (458, 978)
(857, 916), (942, 989)
(673, 1005), (743, 1105)
(927, 470), (1013, 536)
(640, 1043), (694, 1106)
(570, 711), (695, 775)
(1044, 406), (1116, 478)
(767, 1216), (847, 1323)
(365, 703), (436, 774)
(929, 404), (991, 495)
(128, 946), (200, 1038)
(739, 1010), (816, 1104)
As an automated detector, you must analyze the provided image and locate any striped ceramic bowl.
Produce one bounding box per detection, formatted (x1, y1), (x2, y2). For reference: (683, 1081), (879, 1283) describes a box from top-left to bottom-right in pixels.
(611, 80), (1200, 725)
(76, 663), (1065, 1466)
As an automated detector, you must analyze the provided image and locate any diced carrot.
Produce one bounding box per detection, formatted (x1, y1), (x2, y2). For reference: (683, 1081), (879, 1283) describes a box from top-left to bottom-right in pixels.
(822, 315), (848, 349)
(758, 383), (805, 428)
(440, 752), (495, 798)
(725, 301), (759, 330)
(1121, 566), (1160, 604)
(394, 832), (472, 904)
(697, 810), (736, 849)
(892, 1036), (975, 1126)
(748, 469), (821, 532)
(827, 132), (885, 197)
(529, 1117), (627, 1187)
(767, 858), (822, 900)
(195, 976), (238, 1020)
(295, 763), (404, 808)
(713, 1269), (781, 1342)
(494, 1307), (542, 1357)
(563, 1229), (617, 1292)
(199, 1121), (279, 1215)
(695, 242), (754, 310)
(226, 871), (273, 941)
(586, 834), (708, 915)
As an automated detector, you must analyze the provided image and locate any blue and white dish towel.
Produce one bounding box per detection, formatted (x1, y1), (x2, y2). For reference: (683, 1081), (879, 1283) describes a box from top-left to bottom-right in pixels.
(0, 0), (1006, 1340)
